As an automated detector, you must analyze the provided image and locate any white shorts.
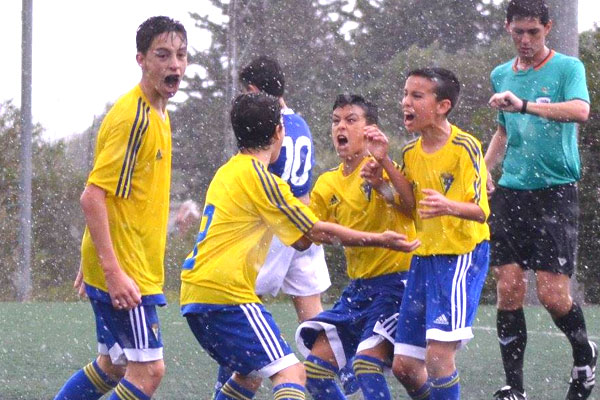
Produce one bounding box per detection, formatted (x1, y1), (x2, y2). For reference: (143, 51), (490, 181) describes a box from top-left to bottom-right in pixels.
(255, 236), (331, 297)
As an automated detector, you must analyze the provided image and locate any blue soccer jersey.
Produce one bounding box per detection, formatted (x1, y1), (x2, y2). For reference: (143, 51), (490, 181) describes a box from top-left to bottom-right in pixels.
(268, 108), (315, 197)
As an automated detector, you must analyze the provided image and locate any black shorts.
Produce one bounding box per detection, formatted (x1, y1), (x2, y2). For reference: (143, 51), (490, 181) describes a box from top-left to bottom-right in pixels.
(489, 183), (578, 276)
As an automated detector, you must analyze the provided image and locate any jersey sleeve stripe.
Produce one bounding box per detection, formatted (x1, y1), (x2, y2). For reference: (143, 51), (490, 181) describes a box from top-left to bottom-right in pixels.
(451, 138), (483, 203)
(265, 172), (315, 231)
(116, 97), (142, 197)
(256, 160), (314, 232)
(401, 141), (418, 172)
(252, 160), (314, 233)
(125, 106), (150, 198)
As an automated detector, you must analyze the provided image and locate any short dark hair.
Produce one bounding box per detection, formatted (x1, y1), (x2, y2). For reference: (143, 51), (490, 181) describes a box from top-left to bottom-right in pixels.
(407, 68), (460, 115)
(332, 94), (378, 125)
(239, 56), (285, 97)
(506, 0), (550, 25)
(230, 93), (282, 151)
(136, 16), (187, 54)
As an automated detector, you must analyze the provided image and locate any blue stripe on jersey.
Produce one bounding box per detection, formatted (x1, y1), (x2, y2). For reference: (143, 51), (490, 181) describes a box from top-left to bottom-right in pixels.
(240, 304), (284, 361)
(123, 105), (150, 198)
(252, 160), (313, 233)
(450, 251), (473, 331)
(401, 140), (418, 172)
(452, 136), (483, 203)
(116, 97), (142, 197)
(266, 171), (314, 231)
(126, 107), (150, 198)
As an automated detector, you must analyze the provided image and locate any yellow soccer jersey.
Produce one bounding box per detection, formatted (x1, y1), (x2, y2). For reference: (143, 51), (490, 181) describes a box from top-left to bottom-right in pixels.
(81, 85), (171, 300)
(310, 157), (415, 280)
(402, 125), (490, 256)
(180, 153), (319, 305)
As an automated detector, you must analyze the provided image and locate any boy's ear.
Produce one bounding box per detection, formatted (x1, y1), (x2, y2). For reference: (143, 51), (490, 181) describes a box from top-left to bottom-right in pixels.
(247, 84), (260, 94)
(437, 98), (452, 116)
(274, 123), (284, 141)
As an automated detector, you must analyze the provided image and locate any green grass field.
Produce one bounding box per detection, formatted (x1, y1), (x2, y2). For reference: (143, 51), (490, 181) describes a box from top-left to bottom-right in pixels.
(1, 302), (599, 399)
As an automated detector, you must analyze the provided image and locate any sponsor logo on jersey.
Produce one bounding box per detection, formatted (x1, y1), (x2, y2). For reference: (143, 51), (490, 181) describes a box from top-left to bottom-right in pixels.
(156, 149), (163, 160)
(329, 194), (340, 206)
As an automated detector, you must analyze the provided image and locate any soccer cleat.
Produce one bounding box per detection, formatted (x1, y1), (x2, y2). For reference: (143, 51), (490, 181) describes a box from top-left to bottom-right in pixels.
(566, 341), (597, 399)
(493, 385), (527, 400)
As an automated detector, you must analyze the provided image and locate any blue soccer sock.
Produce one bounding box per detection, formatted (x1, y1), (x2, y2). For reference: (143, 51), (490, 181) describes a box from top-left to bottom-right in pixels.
(273, 382), (305, 400)
(304, 354), (345, 399)
(109, 379), (151, 400)
(214, 365), (234, 398)
(54, 359), (118, 400)
(338, 361), (361, 396)
(215, 377), (256, 399)
(429, 371), (460, 400)
(407, 382), (431, 400)
(353, 355), (391, 399)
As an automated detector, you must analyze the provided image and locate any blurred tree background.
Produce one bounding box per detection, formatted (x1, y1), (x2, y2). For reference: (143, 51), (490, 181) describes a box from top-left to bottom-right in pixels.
(2, 0), (599, 302)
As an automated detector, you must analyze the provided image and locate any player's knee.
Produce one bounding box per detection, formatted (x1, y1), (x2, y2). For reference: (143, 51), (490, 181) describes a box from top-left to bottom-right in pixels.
(148, 359), (165, 382)
(272, 362), (306, 386)
(96, 355), (126, 382)
(392, 356), (421, 388)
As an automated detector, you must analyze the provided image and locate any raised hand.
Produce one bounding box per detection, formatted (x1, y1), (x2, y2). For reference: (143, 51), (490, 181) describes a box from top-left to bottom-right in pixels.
(360, 159), (384, 187)
(488, 90), (524, 113)
(364, 125), (390, 162)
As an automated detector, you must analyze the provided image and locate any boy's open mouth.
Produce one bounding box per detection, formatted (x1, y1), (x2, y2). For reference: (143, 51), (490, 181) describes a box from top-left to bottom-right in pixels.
(165, 74), (180, 87)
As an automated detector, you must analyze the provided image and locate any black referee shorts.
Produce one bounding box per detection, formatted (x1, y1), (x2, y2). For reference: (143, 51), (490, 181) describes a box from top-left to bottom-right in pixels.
(489, 183), (579, 276)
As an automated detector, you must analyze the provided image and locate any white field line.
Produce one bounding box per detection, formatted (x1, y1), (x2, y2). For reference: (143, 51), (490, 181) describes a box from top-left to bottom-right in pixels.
(473, 325), (600, 341)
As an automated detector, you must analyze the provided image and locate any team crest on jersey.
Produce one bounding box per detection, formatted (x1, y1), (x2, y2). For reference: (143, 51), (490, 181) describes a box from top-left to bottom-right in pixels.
(329, 194), (340, 206)
(361, 181), (373, 201)
(440, 173), (454, 194)
(151, 323), (159, 339)
(156, 149), (163, 160)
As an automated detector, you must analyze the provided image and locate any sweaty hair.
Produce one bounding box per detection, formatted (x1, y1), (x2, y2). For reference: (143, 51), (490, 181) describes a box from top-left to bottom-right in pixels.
(407, 68), (460, 115)
(332, 94), (379, 125)
(506, 0), (550, 25)
(239, 56), (285, 97)
(136, 16), (187, 54)
(230, 93), (282, 151)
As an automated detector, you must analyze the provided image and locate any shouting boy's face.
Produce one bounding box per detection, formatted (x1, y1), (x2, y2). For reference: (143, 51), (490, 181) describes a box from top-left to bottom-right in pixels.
(331, 105), (368, 161)
(401, 75), (443, 133)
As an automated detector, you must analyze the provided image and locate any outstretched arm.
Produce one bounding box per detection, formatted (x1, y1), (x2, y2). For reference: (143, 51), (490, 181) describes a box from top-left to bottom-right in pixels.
(300, 220), (420, 253)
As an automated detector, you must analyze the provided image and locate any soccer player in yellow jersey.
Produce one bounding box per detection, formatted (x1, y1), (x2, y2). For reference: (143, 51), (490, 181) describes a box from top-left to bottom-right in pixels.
(294, 94), (416, 400)
(362, 68), (490, 400)
(54, 16), (187, 400)
(180, 93), (419, 400)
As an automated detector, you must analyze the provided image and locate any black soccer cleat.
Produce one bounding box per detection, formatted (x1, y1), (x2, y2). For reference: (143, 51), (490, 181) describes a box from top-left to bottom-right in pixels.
(493, 385), (527, 400)
(566, 341), (598, 399)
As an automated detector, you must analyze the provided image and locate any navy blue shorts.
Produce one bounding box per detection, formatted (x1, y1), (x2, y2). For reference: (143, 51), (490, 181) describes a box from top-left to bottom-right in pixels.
(295, 272), (407, 369)
(183, 303), (299, 378)
(90, 299), (163, 365)
(394, 241), (489, 360)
